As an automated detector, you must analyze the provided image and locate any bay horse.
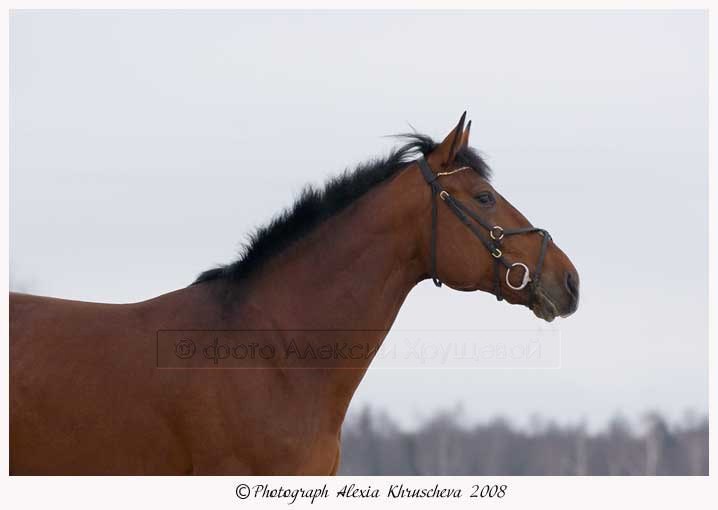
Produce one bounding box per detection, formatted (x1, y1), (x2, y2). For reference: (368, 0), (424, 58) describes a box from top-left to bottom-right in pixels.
(10, 113), (579, 475)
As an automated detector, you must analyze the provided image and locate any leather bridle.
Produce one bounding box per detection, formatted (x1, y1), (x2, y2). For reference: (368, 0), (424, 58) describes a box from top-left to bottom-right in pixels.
(417, 156), (551, 304)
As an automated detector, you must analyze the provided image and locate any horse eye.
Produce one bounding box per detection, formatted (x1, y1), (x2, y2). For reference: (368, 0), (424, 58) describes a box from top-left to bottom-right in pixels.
(475, 191), (494, 205)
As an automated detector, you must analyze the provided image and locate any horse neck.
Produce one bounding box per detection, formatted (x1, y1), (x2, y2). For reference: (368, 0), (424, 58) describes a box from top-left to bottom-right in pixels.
(224, 162), (429, 402)
(240, 163), (427, 334)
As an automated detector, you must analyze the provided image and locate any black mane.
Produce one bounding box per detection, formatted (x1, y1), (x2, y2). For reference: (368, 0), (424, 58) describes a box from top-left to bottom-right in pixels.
(193, 134), (491, 285)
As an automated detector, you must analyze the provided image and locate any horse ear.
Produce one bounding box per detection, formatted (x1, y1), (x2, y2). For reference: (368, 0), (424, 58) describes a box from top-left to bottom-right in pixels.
(459, 120), (471, 150)
(428, 111), (467, 170)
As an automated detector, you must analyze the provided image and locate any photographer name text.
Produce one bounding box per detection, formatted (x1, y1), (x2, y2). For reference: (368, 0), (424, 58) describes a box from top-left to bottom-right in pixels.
(235, 482), (508, 504)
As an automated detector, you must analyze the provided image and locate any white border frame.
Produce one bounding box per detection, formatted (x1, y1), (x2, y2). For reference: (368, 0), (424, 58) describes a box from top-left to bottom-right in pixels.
(1, 3), (714, 509)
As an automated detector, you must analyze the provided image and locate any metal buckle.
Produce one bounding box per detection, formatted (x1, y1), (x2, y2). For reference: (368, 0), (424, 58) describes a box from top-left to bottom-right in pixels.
(491, 248), (502, 258)
(506, 262), (531, 290)
(490, 226), (504, 240)
(439, 190), (450, 201)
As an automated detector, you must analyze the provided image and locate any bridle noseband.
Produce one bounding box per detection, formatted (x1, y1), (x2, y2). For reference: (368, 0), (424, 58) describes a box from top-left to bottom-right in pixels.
(417, 156), (551, 304)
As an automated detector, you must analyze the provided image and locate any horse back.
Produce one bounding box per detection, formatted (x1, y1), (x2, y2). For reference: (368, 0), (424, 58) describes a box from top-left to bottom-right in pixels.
(9, 292), (176, 474)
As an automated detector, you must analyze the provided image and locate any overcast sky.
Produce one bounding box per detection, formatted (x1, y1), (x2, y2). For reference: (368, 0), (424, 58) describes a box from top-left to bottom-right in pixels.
(10, 11), (707, 431)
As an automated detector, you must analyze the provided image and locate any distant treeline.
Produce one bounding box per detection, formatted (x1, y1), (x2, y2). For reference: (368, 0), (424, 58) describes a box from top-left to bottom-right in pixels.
(339, 407), (708, 475)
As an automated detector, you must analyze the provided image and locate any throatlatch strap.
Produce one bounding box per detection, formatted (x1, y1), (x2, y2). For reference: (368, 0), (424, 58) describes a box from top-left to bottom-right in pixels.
(417, 158), (442, 287)
(429, 189), (441, 287)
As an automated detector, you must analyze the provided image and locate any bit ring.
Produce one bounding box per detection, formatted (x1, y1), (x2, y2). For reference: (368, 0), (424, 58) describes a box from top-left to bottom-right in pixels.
(506, 262), (531, 290)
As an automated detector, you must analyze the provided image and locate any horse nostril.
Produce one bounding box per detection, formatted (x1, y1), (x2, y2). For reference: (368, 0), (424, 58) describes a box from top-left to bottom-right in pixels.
(565, 272), (579, 299)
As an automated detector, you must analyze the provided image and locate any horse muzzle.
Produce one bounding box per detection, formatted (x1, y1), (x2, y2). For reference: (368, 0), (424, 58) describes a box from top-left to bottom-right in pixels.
(530, 271), (579, 322)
